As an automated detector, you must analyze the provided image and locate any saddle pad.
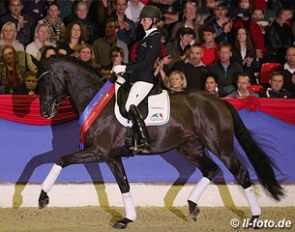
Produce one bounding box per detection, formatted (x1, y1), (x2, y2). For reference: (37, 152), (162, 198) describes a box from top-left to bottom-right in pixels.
(115, 90), (170, 127)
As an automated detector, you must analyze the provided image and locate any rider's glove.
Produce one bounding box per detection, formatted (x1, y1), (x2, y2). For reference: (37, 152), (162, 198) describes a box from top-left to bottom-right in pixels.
(112, 65), (127, 75)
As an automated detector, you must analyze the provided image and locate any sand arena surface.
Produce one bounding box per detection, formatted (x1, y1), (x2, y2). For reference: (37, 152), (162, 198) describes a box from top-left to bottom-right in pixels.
(0, 207), (294, 232)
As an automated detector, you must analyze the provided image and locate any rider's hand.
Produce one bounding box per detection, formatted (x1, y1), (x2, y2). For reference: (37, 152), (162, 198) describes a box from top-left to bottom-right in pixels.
(112, 65), (127, 75)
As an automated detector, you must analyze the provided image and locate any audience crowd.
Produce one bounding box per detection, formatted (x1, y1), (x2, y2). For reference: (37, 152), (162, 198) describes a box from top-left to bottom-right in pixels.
(0, 0), (294, 98)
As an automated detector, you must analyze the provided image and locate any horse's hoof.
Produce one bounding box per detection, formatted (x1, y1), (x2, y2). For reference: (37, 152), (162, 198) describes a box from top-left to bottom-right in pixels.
(113, 218), (133, 229)
(38, 190), (49, 209)
(188, 200), (200, 222)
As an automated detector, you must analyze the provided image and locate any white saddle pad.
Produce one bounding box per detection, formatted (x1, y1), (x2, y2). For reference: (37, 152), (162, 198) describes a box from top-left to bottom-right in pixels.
(114, 90), (170, 127)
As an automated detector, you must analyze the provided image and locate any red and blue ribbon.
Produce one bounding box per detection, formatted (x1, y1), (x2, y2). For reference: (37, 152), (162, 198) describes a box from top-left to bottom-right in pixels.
(79, 81), (115, 150)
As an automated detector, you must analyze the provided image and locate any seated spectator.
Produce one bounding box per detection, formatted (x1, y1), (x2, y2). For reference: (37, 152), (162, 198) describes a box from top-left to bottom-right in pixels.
(260, 71), (293, 98)
(14, 70), (38, 95)
(165, 70), (187, 93)
(265, 8), (294, 64)
(63, 1), (99, 43)
(204, 72), (219, 96)
(251, 7), (269, 34)
(203, 0), (219, 25)
(40, 45), (56, 59)
(208, 43), (243, 97)
(125, 0), (145, 24)
(200, 24), (220, 66)
(229, 0), (255, 21)
(0, 21), (24, 53)
(278, 46), (295, 97)
(226, 72), (259, 98)
(232, 27), (258, 83)
(74, 43), (98, 68)
(99, 46), (125, 80)
(38, 1), (65, 47)
(173, 44), (208, 91)
(26, 24), (55, 72)
(170, 0), (202, 42)
(92, 18), (129, 66)
(0, 45), (25, 94)
(166, 27), (195, 68)
(58, 21), (87, 55)
(0, 0), (35, 46)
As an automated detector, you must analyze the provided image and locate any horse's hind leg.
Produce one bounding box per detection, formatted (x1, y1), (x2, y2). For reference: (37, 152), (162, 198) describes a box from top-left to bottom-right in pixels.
(38, 147), (106, 208)
(106, 157), (135, 229)
(177, 138), (220, 221)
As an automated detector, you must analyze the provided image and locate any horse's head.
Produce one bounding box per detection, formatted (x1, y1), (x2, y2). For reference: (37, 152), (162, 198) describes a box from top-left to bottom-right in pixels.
(36, 59), (65, 119)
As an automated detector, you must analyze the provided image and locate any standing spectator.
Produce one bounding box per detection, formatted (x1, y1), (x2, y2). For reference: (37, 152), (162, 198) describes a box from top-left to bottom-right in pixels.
(265, 8), (294, 64)
(170, 0), (203, 42)
(92, 18), (129, 66)
(278, 46), (295, 97)
(0, 45), (25, 94)
(226, 72), (259, 98)
(173, 44), (208, 91)
(232, 27), (257, 83)
(0, 21), (24, 53)
(14, 70), (38, 95)
(58, 21), (87, 55)
(0, 0), (35, 46)
(208, 43), (243, 96)
(204, 72), (219, 96)
(38, 1), (65, 47)
(63, 1), (99, 43)
(260, 71), (293, 98)
(111, 0), (137, 45)
(200, 24), (220, 66)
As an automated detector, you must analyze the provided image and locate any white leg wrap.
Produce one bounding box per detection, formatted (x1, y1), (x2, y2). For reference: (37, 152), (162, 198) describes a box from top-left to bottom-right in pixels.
(244, 186), (261, 216)
(41, 164), (62, 193)
(188, 177), (211, 203)
(122, 192), (137, 221)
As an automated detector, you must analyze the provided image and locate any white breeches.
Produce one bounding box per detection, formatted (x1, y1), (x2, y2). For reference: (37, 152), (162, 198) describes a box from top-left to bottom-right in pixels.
(125, 81), (154, 112)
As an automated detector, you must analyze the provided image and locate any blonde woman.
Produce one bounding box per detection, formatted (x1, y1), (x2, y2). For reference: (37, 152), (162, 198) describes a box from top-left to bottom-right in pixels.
(0, 22), (24, 52)
(74, 43), (97, 67)
(167, 70), (187, 93)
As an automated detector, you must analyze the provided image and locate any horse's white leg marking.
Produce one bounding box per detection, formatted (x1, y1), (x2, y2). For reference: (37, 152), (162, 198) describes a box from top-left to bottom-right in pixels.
(188, 177), (211, 204)
(122, 192), (137, 221)
(244, 186), (261, 216)
(41, 164), (62, 193)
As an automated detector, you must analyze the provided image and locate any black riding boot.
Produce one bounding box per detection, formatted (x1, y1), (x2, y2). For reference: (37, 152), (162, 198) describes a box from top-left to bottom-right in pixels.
(128, 104), (151, 153)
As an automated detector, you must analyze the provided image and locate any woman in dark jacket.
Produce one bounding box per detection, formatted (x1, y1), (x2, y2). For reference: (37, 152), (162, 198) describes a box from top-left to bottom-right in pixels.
(112, 5), (162, 152)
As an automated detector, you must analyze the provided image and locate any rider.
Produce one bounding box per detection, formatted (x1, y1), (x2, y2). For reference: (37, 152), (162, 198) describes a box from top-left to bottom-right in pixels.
(112, 5), (162, 152)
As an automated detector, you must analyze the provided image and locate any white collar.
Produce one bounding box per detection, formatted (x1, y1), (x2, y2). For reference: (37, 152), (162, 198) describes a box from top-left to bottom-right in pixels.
(144, 28), (157, 38)
(284, 63), (295, 73)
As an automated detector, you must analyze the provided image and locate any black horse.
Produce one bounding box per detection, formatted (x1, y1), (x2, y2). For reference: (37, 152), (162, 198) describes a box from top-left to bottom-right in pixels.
(35, 55), (283, 229)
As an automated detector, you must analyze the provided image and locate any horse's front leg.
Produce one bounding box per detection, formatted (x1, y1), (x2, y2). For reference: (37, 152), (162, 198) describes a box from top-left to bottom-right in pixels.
(106, 157), (136, 229)
(38, 147), (105, 208)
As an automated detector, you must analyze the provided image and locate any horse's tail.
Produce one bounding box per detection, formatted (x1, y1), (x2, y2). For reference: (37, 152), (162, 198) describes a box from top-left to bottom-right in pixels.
(224, 101), (284, 201)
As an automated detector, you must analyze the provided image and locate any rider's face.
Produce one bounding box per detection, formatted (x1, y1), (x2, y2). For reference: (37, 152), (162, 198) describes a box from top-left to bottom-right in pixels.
(141, 18), (153, 31)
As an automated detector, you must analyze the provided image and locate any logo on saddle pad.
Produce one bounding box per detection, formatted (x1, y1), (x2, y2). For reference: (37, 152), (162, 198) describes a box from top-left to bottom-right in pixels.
(115, 90), (170, 127)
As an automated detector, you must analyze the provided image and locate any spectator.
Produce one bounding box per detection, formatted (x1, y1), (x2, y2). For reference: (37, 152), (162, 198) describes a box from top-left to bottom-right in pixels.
(74, 43), (98, 68)
(22, 0), (47, 21)
(251, 8), (269, 35)
(203, 0), (220, 25)
(173, 44), (208, 91)
(204, 72), (219, 96)
(260, 71), (293, 98)
(14, 70), (38, 95)
(200, 24), (220, 66)
(226, 72), (259, 98)
(111, 0), (137, 45)
(165, 70), (187, 93)
(232, 27), (257, 83)
(99, 46), (125, 79)
(229, 0), (255, 21)
(63, 1), (99, 43)
(166, 27), (195, 68)
(38, 1), (65, 47)
(0, 21), (24, 53)
(208, 43), (243, 96)
(0, 0), (35, 46)
(92, 18), (129, 66)
(278, 46), (295, 97)
(170, 0), (202, 42)
(125, 0), (145, 24)
(0, 45), (25, 94)
(265, 8), (294, 64)
(58, 21), (87, 55)
(40, 45), (56, 59)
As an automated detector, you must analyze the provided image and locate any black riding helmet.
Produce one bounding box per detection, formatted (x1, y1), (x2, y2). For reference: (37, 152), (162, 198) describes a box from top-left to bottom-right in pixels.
(139, 5), (162, 20)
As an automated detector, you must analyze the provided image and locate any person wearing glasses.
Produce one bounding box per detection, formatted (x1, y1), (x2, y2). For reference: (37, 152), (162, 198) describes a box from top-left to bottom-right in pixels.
(14, 71), (38, 95)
